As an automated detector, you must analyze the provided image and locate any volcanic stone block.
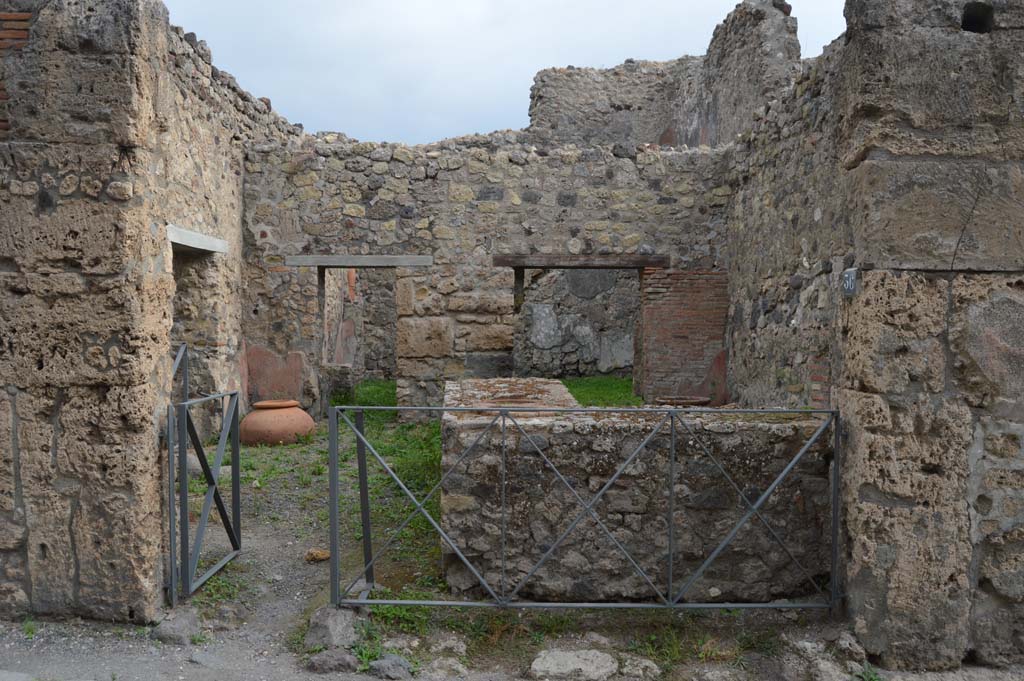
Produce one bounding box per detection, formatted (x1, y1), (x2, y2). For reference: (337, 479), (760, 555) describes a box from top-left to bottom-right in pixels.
(397, 317), (454, 359)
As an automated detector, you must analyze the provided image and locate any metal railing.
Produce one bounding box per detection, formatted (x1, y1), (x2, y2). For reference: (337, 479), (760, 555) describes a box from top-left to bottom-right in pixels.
(165, 344), (242, 605)
(327, 405), (841, 613)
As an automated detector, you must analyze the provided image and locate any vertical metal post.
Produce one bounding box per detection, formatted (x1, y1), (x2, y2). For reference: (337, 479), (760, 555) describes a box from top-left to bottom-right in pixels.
(177, 404), (191, 596)
(668, 411), (676, 599)
(167, 405), (177, 606)
(231, 397), (241, 550)
(830, 413), (841, 616)
(181, 346), (189, 403)
(500, 411), (508, 602)
(328, 407), (340, 606)
(355, 409), (375, 587)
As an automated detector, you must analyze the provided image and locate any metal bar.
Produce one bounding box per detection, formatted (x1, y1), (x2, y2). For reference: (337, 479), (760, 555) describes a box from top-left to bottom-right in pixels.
(355, 409), (375, 588)
(334, 598), (831, 610)
(186, 399), (237, 582)
(338, 412), (501, 600)
(167, 405), (177, 606)
(231, 396), (241, 550)
(508, 413), (671, 604)
(331, 405), (838, 415)
(328, 407), (340, 606)
(673, 415), (834, 603)
(500, 411), (508, 599)
(673, 414), (827, 600)
(177, 390), (239, 407)
(668, 410), (676, 599)
(830, 415), (842, 616)
(182, 346), (189, 403)
(177, 403), (191, 596)
(190, 550), (240, 593)
(338, 410), (503, 603)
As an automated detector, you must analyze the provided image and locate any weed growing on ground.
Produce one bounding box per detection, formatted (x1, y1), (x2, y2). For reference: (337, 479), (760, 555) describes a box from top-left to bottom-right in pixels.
(21, 617), (37, 640)
(561, 376), (643, 407)
(190, 631), (210, 645)
(190, 561), (248, 616)
(352, 621), (385, 671)
(854, 663), (884, 681)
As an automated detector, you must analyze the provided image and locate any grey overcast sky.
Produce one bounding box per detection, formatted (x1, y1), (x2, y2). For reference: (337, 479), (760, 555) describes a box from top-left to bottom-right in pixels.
(161, 1), (847, 145)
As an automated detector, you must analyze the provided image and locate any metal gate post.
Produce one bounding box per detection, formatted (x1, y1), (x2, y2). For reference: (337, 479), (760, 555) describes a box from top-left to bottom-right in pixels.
(830, 413), (841, 616)
(232, 397), (241, 549)
(177, 403), (191, 596)
(328, 407), (340, 606)
(167, 404), (178, 606)
(355, 409), (375, 588)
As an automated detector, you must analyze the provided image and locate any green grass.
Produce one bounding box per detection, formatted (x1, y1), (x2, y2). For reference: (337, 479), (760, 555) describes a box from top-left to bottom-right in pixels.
(190, 561), (249, 616)
(561, 376), (643, 407)
(21, 617), (37, 640)
(854, 664), (884, 681)
(332, 380), (443, 580)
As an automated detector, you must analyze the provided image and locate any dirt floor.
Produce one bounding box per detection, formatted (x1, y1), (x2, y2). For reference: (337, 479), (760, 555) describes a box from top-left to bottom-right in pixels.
(2, 391), (1023, 681)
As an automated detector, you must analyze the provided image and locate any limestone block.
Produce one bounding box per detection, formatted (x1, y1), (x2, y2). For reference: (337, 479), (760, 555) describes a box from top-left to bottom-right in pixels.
(397, 317), (454, 358)
(949, 274), (1024, 409)
(847, 160), (1024, 271)
(454, 323), (513, 352)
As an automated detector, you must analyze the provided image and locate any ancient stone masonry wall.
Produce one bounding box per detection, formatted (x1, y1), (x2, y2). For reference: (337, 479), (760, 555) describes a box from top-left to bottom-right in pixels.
(527, 1), (800, 150)
(724, 41), (848, 411)
(243, 135), (732, 410)
(0, 0), (299, 621)
(833, 0), (1024, 670)
(513, 269), (639, 378)
(441, 379), (833, 603)
(528, 57), (701, 148)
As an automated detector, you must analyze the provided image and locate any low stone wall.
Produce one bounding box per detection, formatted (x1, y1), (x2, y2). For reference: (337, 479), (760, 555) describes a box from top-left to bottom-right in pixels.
(440, 379), (833, 603)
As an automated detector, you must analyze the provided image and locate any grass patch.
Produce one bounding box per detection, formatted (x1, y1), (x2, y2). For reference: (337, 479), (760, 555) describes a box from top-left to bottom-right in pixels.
(333, 380), (443, 585)
(561, 376), (643, 407)
(190, 560), (249, 616)
(21, 617), (37, 640)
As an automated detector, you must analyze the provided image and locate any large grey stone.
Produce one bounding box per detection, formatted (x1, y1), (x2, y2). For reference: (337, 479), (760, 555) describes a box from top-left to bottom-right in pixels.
(151, 608), (200, 645)
(304, 606), (359, 650)
(368, 653), (413, 680)
(307, 649), (359, 673)
(529, 649), (618, 680)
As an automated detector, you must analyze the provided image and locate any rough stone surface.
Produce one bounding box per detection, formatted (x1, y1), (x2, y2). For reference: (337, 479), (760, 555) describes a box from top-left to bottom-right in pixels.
(306, 648), (359, 673)
(2, 0), (1023, 674)
(529, 649), (618, 680)
(150, 607), (200, 645)
(442, 379), (832, 602)
(304, 606), (359, 650)
(368, 653), (413, 680)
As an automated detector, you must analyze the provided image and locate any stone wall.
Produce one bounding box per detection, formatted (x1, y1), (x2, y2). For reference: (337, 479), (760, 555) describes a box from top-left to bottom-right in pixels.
(513, 269), (638, 378)
(440, 379), (833, 603)
(528, 0), (800, 150)
(243, 135), (732, 410)
(0, 0), (298, 621)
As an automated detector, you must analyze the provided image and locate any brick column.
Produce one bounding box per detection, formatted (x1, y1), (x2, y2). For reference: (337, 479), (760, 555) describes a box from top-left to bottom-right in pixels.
(636, 269), (729, 404)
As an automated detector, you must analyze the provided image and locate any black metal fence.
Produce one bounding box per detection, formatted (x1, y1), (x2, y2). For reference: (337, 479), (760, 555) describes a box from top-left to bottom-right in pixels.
(166, 345), (241, 605)
(327, 405), (841, 613)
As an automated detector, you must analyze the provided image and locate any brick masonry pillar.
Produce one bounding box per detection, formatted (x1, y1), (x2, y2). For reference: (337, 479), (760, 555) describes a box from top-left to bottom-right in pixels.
(636, 269), (729, 404)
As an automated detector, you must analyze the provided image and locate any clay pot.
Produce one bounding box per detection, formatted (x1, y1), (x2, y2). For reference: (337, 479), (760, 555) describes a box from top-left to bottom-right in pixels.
(240, 399), (316, 446)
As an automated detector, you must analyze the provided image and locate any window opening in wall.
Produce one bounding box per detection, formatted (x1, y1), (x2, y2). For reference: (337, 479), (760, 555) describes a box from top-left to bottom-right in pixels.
(962, 2), (994, 33)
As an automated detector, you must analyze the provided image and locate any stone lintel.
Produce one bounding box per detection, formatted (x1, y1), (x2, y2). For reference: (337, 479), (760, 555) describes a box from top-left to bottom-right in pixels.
(492, 254), (671, 269)
(284, 255), (434, 268)
(167, 225), (229, 254)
